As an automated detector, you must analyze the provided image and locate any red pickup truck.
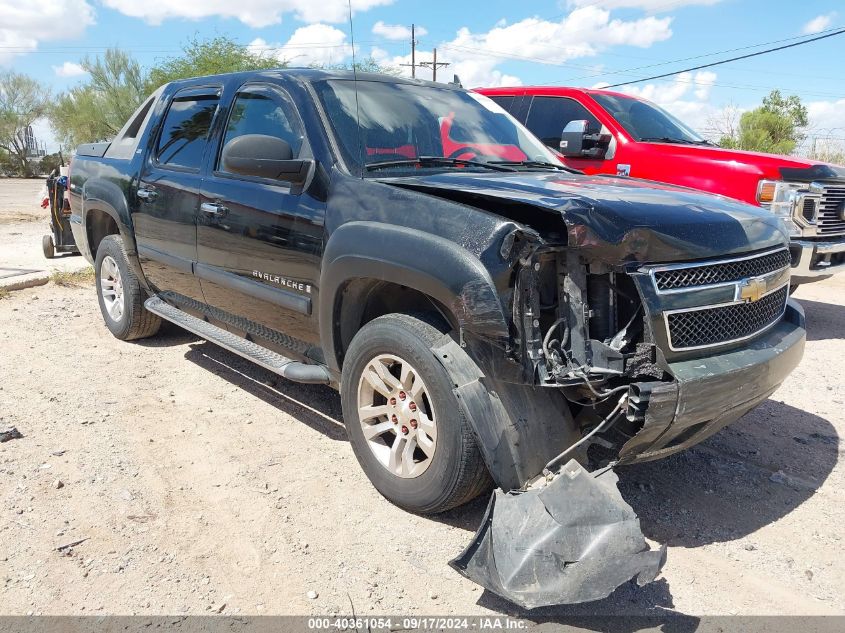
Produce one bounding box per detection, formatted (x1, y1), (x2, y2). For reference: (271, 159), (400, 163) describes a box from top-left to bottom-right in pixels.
(478, 86), (845, 286)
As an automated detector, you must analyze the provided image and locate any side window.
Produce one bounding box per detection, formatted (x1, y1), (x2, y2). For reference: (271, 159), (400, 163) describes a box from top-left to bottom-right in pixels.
(219, 89), (304, 172)
(485, 95), (530, 124)
(525, 96), (601, 150)
(487, 95), (514, 113)
(156, 93), (219, 170)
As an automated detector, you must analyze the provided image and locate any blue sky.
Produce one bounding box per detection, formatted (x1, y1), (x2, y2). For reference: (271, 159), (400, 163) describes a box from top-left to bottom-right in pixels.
(4, 0), (844, 151)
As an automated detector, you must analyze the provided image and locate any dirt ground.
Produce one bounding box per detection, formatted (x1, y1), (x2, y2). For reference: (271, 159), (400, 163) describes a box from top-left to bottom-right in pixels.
(0, 179), (90, 279)
(1, 178), (844, 619)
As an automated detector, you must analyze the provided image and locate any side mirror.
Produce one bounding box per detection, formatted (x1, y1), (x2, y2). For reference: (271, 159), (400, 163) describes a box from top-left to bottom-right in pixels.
(559, 120), (611, 159)
(221, 134), (313, 186)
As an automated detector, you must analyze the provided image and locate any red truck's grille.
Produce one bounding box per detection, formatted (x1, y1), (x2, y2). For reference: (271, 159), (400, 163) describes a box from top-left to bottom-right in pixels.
(817, 185), (845, 236)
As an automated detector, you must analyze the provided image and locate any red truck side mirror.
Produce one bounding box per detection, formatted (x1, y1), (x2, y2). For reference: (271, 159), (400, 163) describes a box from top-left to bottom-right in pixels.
(559, 120), (611, 160)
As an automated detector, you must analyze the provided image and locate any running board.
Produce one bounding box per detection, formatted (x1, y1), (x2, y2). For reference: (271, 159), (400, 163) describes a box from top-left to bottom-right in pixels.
(144, 296), (331, 385)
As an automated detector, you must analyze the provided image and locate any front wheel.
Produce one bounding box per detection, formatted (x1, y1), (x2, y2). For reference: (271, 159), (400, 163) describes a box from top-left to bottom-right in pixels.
(341, 314), (491, 514)
(95, 234), (161, 341)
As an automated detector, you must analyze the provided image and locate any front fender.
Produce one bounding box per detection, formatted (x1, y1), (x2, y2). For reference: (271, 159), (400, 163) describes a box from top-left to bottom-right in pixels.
(319, 221), (511, 372)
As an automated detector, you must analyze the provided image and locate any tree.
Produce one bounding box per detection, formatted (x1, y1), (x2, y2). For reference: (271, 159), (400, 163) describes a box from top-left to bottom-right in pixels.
(50, 49), (147, 147)
(320, 57), (401, 75)
(38, 151), (66, 175)
(0, 71), (51, 177)
(719, 90), (808, 155)
(146, 35), (281, 92)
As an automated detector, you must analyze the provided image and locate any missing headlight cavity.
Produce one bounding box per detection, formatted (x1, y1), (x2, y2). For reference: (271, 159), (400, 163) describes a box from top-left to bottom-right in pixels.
(525, 249), (657, 386)
(509, 249), (676, 466)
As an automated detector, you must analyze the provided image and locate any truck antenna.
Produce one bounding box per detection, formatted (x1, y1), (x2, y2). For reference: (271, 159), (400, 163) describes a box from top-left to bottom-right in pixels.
(347, 0), (365, 177)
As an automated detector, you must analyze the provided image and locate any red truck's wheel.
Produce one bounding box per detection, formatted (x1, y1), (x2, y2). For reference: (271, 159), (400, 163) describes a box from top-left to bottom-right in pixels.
(95, 235), (161, 341)
(341, 313), (491, 514)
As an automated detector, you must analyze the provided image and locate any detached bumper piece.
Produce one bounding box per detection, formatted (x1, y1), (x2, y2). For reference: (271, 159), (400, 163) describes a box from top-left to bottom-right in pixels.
(450, 460), (666, 609)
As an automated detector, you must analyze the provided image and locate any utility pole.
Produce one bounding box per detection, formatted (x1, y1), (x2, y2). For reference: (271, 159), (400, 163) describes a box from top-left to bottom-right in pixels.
(419, 48), (450, 82)
(399, 24), (417, 78)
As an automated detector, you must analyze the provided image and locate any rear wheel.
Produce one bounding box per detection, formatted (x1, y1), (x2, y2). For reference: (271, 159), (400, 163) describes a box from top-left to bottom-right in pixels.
(95, 234), (161, 341)
(341, 313), (491, 514)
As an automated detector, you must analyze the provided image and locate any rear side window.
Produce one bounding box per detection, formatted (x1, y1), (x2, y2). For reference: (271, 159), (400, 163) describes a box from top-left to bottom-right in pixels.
(525, 96), (601, 149)
(156, 94), (219, 169)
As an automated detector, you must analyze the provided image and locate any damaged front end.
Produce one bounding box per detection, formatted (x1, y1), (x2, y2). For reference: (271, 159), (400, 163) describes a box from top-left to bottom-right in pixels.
(443, 228), (804, 609)
(382, 173), (804, 608)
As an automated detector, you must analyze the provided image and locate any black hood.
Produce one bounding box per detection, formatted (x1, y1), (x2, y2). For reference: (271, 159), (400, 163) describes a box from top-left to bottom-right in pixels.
(380, 171), (788, 265)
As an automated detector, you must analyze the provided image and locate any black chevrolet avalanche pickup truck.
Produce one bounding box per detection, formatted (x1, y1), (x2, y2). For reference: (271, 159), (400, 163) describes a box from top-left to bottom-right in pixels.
(70, 69), (805, 606)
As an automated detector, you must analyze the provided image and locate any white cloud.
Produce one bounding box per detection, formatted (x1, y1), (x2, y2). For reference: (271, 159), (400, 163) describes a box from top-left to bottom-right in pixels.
(249, 24), (352, 66)
(0, 0), (95, 64)
(693, 70), (716, 100)
(381, 7), (672, 88)
(802, 13), (835, 35)
(53, 61), (87, 77)
(101, 0), (392, 28)
(446, 8), (673, 67)
(568, 0), (722, 11)
(372, 21), (427, 41)
(806, 98), (845, 134)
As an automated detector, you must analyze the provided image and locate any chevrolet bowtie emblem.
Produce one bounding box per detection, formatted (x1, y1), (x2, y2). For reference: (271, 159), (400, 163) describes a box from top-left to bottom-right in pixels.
(739, 277), (767, 303)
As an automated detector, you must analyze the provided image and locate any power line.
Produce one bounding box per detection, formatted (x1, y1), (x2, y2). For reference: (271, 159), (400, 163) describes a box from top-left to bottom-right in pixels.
(563, 25), (845, 84)
(603, 27), (845, 88)
(418, 48), (449, 82)
(437, 42), (845, 99)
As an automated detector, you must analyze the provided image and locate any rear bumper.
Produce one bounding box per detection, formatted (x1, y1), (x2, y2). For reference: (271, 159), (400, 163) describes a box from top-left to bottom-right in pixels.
(620, 299), (805, 462)
(69, 214), (94, 265)
(790, 237), (845, 283)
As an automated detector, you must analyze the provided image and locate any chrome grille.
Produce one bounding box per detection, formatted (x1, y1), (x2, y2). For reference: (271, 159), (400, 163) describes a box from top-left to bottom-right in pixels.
(817, 185), (845, 235)
(653, 248), (790, 291)
(666, 286), (788, 351)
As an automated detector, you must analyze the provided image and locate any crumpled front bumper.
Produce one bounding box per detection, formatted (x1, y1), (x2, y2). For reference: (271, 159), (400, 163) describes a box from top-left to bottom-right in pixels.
(619, 299), (806, 463)
(450, 460), (666, 609)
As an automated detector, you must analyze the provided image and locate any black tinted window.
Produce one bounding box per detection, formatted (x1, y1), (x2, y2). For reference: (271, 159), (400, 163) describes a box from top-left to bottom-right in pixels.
(487, 95), (514, 113)
(592, 93), (704, 143)
(156, 94), (219, 169)
(313, 80), (556, 173)
(221, 91), (303, 168)
(526, 97), (600, 149)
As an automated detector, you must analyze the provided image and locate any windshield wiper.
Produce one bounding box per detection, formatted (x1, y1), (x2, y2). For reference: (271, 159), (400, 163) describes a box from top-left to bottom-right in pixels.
(640, 136), (706, 145)
(490, 160), (583, 174)
(365, 156), (517, 172)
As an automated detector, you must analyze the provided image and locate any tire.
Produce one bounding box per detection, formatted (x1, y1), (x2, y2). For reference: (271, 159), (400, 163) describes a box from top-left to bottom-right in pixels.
(341, 313), (492, 514)
(42, 235), (55, 259)
(789, 284), (799, 295)
(94, 234), (161, 341)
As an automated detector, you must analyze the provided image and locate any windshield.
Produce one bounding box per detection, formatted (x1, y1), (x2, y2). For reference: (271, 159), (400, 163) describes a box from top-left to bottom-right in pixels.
(592, 93), (706, 144)
(313, 79), (560, 174)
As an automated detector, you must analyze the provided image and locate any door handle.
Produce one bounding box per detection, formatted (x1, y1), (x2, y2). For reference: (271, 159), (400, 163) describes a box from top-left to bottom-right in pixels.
(137, 188), (158, 202)
(200, 202), (229, 217)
